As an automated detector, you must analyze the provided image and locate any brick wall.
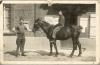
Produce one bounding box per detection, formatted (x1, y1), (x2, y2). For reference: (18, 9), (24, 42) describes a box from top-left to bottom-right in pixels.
(9, 4), (96, 38)
(10, 4), (35, 30)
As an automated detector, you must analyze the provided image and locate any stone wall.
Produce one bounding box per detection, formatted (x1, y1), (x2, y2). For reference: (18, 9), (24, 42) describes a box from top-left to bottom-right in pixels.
(10, 4), (35, 30)
(3, 4), (96, 38)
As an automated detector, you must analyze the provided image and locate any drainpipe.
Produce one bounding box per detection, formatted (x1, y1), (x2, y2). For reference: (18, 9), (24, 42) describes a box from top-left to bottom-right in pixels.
(77, 15), (80, 26)
(88, 14), (91, 38)
(34, 4), (36, 21)
(33, 4), (37, 36)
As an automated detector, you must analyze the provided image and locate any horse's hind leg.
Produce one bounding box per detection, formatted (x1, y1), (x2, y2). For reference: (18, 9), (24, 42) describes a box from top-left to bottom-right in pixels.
(53, 40), (58, 57)
(69, 37), (77, 57)
(49, 41), (53, 56)
(77, 39), (82, 57)
(76, 32), (82, 57)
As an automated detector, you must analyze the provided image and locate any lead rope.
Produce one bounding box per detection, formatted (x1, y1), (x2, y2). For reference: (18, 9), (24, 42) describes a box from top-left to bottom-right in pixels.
(47, 0), (53, 6)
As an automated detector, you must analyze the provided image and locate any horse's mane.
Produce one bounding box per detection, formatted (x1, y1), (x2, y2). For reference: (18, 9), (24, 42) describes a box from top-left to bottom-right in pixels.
(42, 21), (50, 25)
(41, 21), (52, 27)
(40, 21), (54, 36)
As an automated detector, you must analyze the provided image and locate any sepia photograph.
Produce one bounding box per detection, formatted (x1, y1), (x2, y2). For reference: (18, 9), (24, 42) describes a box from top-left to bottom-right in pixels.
(0, 0), (100, 64)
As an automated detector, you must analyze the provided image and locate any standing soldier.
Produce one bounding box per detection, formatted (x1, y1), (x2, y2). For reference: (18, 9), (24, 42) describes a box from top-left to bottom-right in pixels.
(15, 18), (27, 57)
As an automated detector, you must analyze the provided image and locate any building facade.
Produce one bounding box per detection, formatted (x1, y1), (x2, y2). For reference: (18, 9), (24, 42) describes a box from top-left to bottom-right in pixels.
(3, 4), (96, 38)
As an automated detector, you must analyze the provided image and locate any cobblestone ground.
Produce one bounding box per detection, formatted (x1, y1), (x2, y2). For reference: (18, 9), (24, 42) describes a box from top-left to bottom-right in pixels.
(4, 49), (95, 62)
(3, 36), (96, 62)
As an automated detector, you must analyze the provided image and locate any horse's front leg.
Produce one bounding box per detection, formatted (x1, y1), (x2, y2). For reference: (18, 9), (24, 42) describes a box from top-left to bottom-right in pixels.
(53, 40), (58, 57)
(49, 41), (53, 56)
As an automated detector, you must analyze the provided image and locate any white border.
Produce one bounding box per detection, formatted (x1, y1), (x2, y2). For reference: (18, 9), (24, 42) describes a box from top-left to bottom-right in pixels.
(2, 0), (97, 4)
(0, 2), (3, 65)
(0, 0), (100, 64)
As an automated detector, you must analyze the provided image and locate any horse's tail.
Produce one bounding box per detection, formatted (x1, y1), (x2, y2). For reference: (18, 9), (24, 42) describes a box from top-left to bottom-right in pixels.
(78, 25), (83, 30)
(77, 25), (83, 33)
(71, 25), (83, 33)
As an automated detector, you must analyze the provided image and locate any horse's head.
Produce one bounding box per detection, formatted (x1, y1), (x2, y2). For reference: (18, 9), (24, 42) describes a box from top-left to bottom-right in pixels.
(33, 18), (51, 33)
(33, 18), (42, 32)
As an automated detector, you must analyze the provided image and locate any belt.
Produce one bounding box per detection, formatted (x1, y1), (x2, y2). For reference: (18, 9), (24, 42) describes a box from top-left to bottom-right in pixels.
(17, 33), (24, 34)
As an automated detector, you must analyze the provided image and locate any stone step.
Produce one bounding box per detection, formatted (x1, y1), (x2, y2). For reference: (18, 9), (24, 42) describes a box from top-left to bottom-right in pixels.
(4, 36), (96, 51)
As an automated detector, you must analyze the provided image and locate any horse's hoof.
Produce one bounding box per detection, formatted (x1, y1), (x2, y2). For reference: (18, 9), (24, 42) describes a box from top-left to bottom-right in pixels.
(69, 54), (73, 58)
(15, 54), (18, 57)
(54, 54), (58, 57)
(48, 54), (52, 56)
(78, 54), (81, 57)
(15, 53), (19, 57)
(69, 56), (72, 58)
(54, 55), (58, 57)
(21, 54), (26, 56)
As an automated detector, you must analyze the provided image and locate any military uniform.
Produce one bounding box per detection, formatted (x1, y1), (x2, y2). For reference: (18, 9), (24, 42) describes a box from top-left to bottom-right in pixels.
(58, 14), (65, 27)
(15, 22), (27, 56)
(52, 15), (65, 39)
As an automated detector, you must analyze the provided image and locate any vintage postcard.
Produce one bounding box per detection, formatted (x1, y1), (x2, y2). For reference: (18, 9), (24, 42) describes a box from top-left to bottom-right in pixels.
(0, 0), (100, 64)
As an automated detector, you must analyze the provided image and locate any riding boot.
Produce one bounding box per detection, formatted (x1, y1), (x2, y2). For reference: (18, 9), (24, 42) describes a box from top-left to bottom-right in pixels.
(20, 45), (26, 56)
(15, 52), (19, 57)
(21, 52), (26, 56)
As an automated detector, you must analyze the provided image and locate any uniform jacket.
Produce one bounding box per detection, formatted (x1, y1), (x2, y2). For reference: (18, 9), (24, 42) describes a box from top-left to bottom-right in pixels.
(58, 15), (65, 27)
(15, 23), (27, 39)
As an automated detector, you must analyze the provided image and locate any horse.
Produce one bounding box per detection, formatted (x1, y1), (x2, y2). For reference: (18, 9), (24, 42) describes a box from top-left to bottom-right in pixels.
(33, 18), (83, 57)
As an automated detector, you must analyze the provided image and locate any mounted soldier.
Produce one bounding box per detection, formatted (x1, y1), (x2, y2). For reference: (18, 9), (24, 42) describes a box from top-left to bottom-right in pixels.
(52, 10), (65, 39)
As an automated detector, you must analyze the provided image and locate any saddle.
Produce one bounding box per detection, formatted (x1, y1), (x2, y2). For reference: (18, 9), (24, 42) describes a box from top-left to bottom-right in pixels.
(48, 25), (63, 39)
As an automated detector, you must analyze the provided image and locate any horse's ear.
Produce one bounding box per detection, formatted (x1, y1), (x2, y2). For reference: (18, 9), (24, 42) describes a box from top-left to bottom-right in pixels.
(36, 18), (43, 23)
(35, 18), (39, 23)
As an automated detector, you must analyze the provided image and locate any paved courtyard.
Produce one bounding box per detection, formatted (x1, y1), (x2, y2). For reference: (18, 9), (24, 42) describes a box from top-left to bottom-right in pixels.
(3, 36), (96, 62)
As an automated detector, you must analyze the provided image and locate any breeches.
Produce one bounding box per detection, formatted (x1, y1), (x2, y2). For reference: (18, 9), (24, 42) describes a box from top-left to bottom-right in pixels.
(16, 38), (25, 46)
(16, 38), (25, 54)
(52, 26), (62, 38)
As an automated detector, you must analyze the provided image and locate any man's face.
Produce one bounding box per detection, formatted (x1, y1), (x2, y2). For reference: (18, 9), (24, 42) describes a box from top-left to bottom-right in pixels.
(19, 22), (22, 25)
(59, 11), (63, 15)
(19, 19), (24, 25)
(20, 19), (24, 23)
